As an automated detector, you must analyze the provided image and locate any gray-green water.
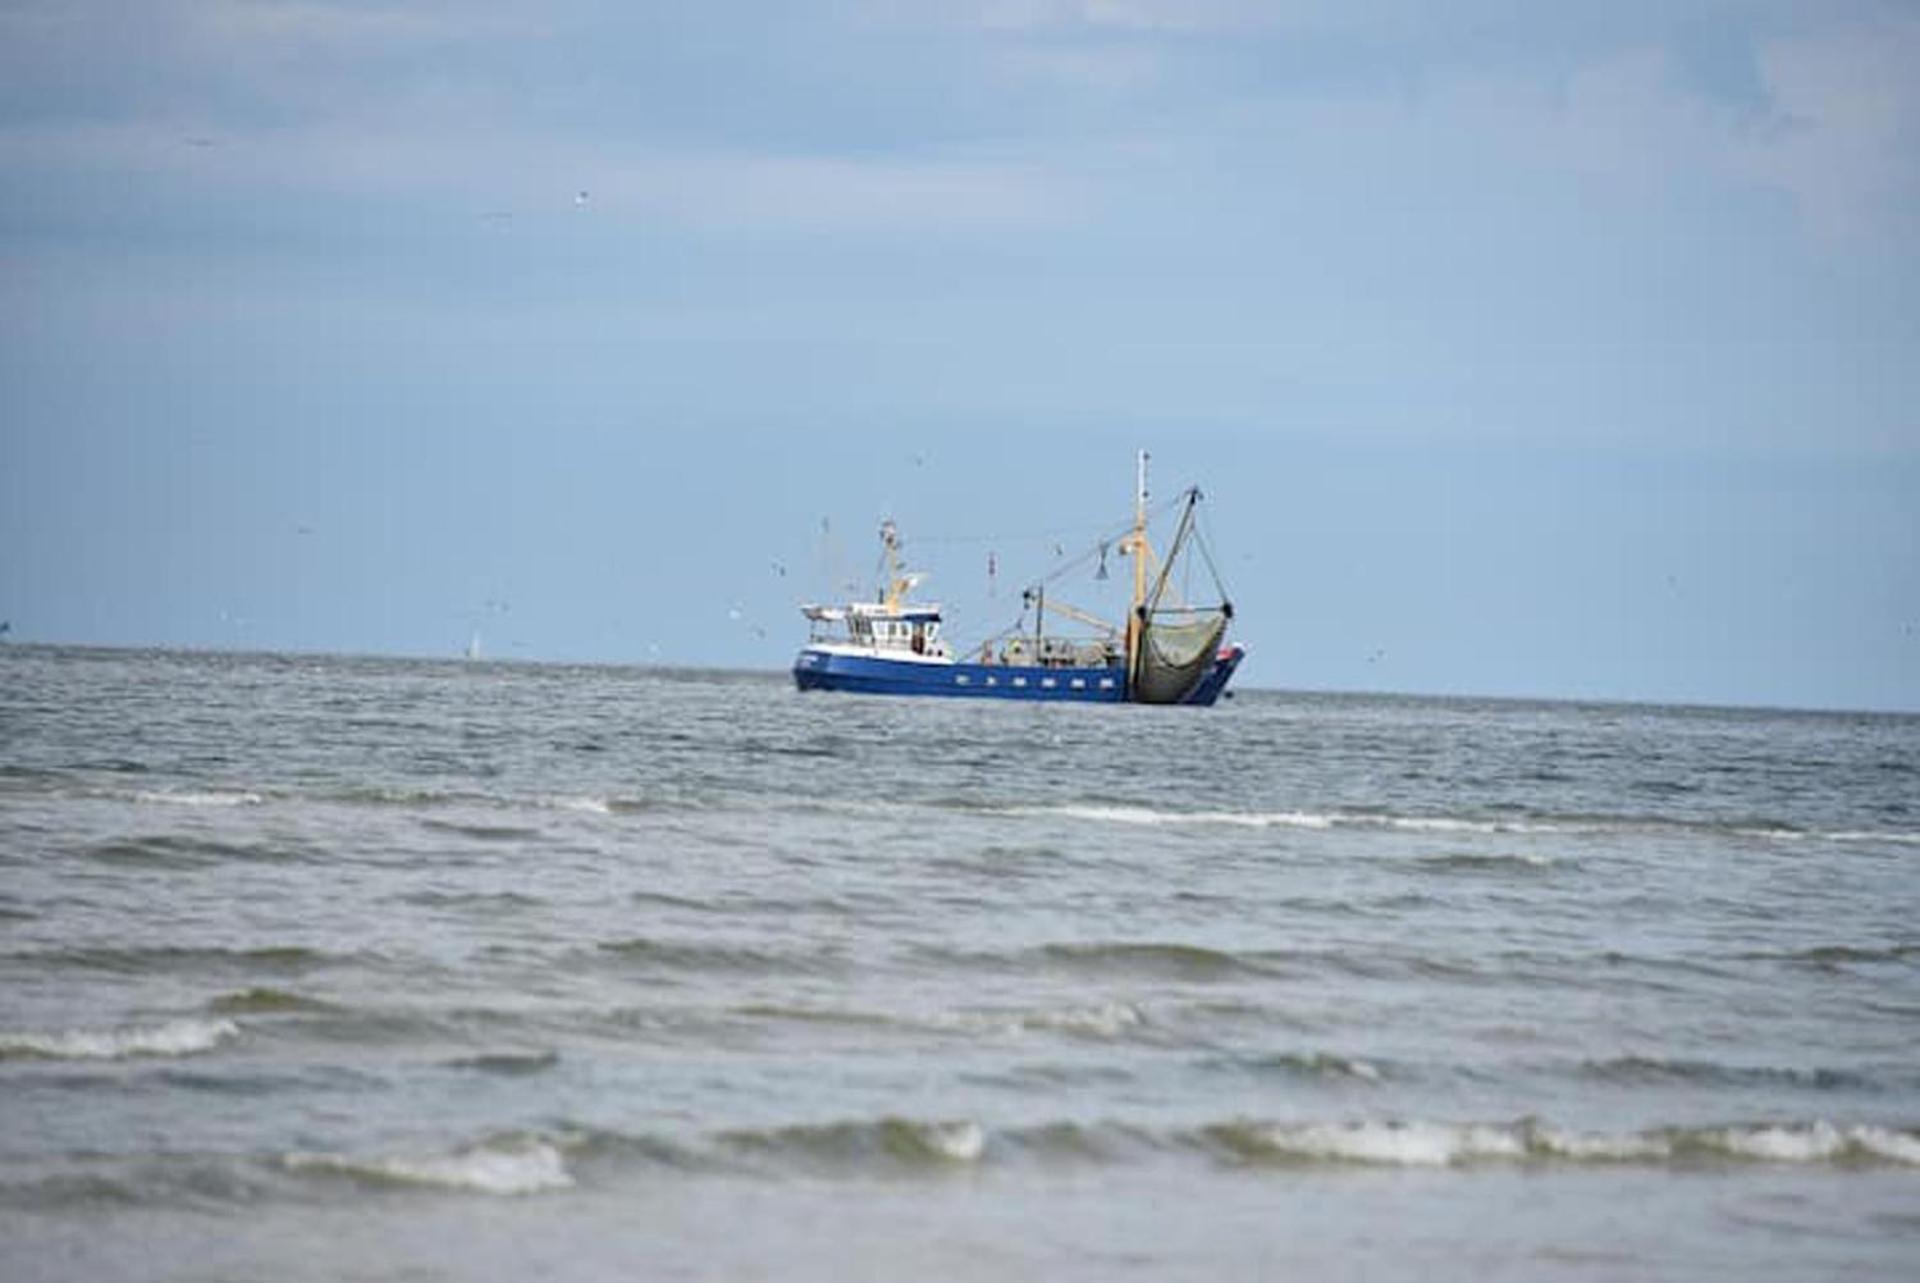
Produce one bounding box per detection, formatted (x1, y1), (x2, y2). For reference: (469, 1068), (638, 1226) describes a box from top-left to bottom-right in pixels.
(3, 645), (1917, 1280)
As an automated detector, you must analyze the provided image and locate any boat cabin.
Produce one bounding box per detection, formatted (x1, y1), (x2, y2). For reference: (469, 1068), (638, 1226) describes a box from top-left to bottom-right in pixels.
(803, 602), (951, 659)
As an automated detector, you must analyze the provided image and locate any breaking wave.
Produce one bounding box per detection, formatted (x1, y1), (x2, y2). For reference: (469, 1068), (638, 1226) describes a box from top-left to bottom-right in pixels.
(1203, 1051), (1385, 1083)
(17, 1113), (1920, 1213)
(129, 789), (263, 808)
(0, 1017), (238, 1060)
(284, 1138), (572, 1195)
(719, 1118), (986, 1168)
(1197, 1118), (1920, 1168)
(986, 802), (1920, 846)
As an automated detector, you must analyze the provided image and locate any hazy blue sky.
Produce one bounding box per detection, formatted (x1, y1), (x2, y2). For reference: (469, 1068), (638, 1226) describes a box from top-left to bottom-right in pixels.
(3, 1), (1916, 710)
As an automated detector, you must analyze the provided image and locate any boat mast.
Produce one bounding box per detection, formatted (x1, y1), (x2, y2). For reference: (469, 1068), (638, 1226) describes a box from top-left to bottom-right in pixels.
(1126, 449), (1150, 682)
(880, 519), (907, 611)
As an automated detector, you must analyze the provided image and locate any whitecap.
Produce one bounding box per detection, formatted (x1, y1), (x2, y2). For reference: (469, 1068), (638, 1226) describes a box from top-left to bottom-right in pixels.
(131, 790), (263, 807)
(1021, 1002), (1147, 1038)
(0, 1017), (238, 1060)
(1533, 1128), (1673, 1161)
(1694, 1121), (1920, 1164)
(1850, 1126), (1920, 1164)
(1819, 830), (1920, 846)
(922, 1121), (986, 1163)
(1706, 1122), (1849, 1162)
(285, 1140), (573, 1195)
(936, 1001), (1148, 1039)
(1247, 1120), (1525, 1166)
(1023, 804), (1335, 830)
(537, 795), (613, 815)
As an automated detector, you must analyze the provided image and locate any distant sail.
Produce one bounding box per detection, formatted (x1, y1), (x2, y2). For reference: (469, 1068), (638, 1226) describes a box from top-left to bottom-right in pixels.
(465, 631), (481, 661)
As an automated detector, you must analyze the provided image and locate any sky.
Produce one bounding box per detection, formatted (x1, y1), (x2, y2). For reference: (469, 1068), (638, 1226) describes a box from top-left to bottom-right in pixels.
(1, 0), (1916, 710)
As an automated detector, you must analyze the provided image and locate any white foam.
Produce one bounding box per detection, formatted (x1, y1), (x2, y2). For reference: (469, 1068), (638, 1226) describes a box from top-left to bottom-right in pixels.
(286, 1141), (574, 1195)
(921, 1121), (986, 1163)
(940, 1001), (1147, 1039)
(131, 790), (263, 807)
(1700, 1122), (1920, 1164)
(1851, 1126), (1920, 1164)
(1023, 1002), (1147, 1038)
(1028, 804), (1335, 830)
(1223, 1118), (1920, 1167)
(0, 1017), (239, 1059)
(538, 795), (613, 815)
(1252, 1120), (1526, 1166)
(1017, 804), (1567, 836)
(1710, 1122), (1847, 1162)
(1534, 1128), (1673, 1161)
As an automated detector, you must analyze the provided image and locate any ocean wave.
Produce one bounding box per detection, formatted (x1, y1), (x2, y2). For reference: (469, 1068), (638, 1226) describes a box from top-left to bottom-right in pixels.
(1204, 1119), (1527, 1166)
(206, 987), (335, 1014)
(129, 789), (263, 807)
(926, 1001), (1153, 1040)
(595, 936), (846, 975)
(416, 819), (547, 841)
(728, 998), (1155, 1043)
(440, 1050), (561, 1076)
(719, 1118), (986, 1169)
(986, 802), (1920, 846)
(1578, 1055), (1872, 1091)
(284, 1138), (572, 1195)
(79, 834), (308, 868)
(4, 944), (335, 975)
(533, 795), (616, 815)
(0, 1017), (237, 1060)
(1204, 1051), (1385, 1083)
(1412, 851), (1557, 873)
(1034, 941), (1266, 980)
(17, 1113), (1920, 1211)
(1743, 944), (1920, 967)
(1197, 1118), (1920, 1168)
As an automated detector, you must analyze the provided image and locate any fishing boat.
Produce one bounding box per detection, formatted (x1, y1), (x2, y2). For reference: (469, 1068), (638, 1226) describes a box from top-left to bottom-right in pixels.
(792, 452), (1244, 704)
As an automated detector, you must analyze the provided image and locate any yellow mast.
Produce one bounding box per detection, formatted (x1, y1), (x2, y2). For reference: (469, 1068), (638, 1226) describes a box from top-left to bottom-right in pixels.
(1125, 449), (1151, 681)
(880, 519), (911, 612)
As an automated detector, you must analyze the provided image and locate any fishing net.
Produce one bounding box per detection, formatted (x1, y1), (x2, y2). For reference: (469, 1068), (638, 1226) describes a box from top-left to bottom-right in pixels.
(1133, 611), (1226, 704)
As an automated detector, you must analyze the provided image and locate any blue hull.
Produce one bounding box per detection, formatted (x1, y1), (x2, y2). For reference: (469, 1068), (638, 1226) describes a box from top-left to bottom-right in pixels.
(793, 646), (1244, 706)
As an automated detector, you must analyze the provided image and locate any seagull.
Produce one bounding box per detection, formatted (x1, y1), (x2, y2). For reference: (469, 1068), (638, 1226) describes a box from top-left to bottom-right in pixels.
(574, 190), (590, 208)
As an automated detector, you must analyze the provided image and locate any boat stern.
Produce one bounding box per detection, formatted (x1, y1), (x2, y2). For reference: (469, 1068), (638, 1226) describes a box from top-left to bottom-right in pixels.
(1181, 643), (1246, 706)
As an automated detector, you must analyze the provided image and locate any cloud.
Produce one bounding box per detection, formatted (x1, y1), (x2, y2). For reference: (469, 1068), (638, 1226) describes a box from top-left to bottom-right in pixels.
(3, 2), (1914, 247)
(1734, 18), (1920, 240)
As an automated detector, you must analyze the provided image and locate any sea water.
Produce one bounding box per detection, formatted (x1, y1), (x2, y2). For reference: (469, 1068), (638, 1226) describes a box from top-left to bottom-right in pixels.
(1, 645), (1916, 1280)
